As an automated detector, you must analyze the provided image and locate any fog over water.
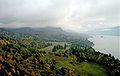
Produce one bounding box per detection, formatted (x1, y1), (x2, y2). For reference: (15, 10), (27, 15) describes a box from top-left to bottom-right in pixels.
(89, 35), (120, 59)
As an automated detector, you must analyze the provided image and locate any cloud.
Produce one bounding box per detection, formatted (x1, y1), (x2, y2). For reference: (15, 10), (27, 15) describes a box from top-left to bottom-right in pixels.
(0, 0), (120, 32)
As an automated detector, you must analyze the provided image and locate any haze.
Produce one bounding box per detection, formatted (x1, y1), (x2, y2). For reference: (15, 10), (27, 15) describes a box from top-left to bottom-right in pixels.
(0, 0), (120, 32)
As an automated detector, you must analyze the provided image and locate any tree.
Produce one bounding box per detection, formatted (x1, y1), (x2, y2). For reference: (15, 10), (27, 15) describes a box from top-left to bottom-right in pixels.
(64, 44), (67, 49)
(52, 46), (57, 52)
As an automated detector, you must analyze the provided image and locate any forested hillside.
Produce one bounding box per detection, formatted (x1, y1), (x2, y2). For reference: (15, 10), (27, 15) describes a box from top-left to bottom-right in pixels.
(0, 28), (120, 76)
(4, 27), (91, 42)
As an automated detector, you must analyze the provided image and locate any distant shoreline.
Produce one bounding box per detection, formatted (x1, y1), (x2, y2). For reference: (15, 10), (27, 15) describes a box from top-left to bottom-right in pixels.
(88, 35), (120, 59)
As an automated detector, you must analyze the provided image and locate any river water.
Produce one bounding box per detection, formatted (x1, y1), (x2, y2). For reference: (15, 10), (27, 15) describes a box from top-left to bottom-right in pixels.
(89, 35), (120, 59)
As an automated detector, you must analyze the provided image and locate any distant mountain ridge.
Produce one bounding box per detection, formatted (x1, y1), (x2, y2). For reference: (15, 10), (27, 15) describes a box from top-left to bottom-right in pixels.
(87, 26), (120, 36)
(0, 27), (91, 42)
(5, 27), (65, 35)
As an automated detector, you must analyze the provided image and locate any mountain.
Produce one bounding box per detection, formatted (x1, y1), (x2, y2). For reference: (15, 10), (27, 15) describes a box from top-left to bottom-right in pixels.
(1, 27), (91, 42)
(87, 26), (120, 36)
(6, 27), (65, 35)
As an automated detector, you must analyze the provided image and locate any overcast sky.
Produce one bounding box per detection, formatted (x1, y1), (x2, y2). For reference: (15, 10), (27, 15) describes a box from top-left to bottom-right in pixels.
(0, 0), (120, 32)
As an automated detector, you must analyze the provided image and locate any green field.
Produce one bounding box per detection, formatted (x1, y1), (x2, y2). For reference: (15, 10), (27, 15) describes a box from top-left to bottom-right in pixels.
(44, 42), (109, 76)
(45, 42), (71, 50)
(48, 55), (108, 76)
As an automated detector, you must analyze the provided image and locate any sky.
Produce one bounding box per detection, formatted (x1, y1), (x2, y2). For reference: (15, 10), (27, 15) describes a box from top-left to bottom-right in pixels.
(0, 0), (120, 32)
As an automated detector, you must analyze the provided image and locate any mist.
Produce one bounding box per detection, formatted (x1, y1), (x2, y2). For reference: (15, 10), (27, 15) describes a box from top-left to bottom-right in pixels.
(0, 0), (120, 32)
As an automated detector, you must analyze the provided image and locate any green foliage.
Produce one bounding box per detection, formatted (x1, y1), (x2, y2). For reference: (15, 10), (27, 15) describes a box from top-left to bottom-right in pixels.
(0, 29), (119, 76)
(64, 44), (67, 49)
(52, 44), (64, 52)
(0, 31), (75, 76)
(69, 42), (120, 76)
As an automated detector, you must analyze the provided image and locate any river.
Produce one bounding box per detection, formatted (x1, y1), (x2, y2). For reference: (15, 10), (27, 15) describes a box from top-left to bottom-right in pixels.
(89, 35), (120, 59)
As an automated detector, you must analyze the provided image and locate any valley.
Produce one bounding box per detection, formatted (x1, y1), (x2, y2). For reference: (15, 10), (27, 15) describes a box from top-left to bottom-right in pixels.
(0, 27), (119, 76)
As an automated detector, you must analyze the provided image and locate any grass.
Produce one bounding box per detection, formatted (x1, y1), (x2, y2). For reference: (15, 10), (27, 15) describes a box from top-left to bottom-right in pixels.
(48, 55), (108, 76)
(45, 42), (71, 51)
(50, 42), (71, 46)
(44, 42), (108, 76)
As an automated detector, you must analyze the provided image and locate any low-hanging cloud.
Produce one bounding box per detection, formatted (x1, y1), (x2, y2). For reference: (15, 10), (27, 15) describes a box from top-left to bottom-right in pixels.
(0, 0), (120, 32)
